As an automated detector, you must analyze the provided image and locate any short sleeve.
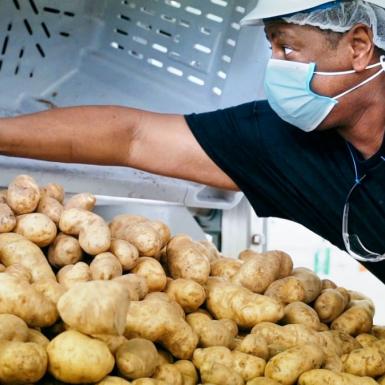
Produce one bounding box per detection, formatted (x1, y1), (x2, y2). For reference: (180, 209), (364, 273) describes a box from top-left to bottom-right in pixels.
(184, 100), (293, 218)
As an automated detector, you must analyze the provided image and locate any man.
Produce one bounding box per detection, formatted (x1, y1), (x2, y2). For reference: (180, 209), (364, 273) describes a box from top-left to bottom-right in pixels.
(0, 0), (385, 281)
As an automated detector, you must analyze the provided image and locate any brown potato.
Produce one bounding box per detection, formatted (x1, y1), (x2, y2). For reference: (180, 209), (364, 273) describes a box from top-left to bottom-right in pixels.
(15, 213), (57, 247)
(90, 252), (123, 280)
(110, 239), (139, 270)
(282, 302), (321, 330)
(37, 195), (63, 224)
(57, 262), (91, 290)
(7, 175), (41, 214)
(48, 233), (83, 267)
(131, 257), (167, 292)
(0, 203), (16, 233)
(64, 192), (96, 210)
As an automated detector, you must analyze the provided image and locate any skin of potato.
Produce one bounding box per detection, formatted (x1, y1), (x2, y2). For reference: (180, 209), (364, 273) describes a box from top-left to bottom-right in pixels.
(110, 239), (139, 270)
(187, 312), (237, 348)
(48, 233), (83, 267)
(298, 368), (378, 385)
(264, 344), (324, 385)
(314, 288), (349, 323)
(90, 252), (123, 280)
(153, 364), (183, 385)
(116, 338), (159, 380)
(166, 279), (206, 313)
(282, 302), (321, 330)
(166, 235), (210, 285)
(37, 195), (63, 225)
(0, 232), (56, 282)
(0, 341), (47, 384)
(64, 192), (96, 210)
(58, 280), (129, 336)
(131, 257), (167, 292)
(206, 279), (284, 328)
(173, 360), (198, 385)
(264, 276), (306, 304)
(210, 258), (242, 280)
(57, 262), (91, 290)
(7, 175), (41, 215)
(0, 314), (29, 342)
(341, 346), (385, 377)
(47, 330), (114, 384)
(96, 376), (132, 385)
(0, 203), (16, 233)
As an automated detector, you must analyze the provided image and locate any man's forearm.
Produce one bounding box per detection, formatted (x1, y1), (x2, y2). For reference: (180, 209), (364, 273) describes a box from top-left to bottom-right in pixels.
(0, 106), (141, 165)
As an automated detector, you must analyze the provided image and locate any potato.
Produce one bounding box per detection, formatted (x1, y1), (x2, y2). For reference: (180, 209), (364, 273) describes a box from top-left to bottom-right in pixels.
(90, 252), (123, 280)
(314, 288), (350, 323)
(298, 368), (378, 385)
(7, 175), (41, 214)
(58, 280), (130, 335)
(331, 300), (374, 336)
(41, 182), (65, 203)
(210, 257), (242, 280)
(111, 239), (139, 270)
(264, 276), (306, 304)
(125, 296), (198, 359)
(37, 195), (63, 224)
(373, 325), (385, 339)
(131, 379), (167, 385)
(321, 279), (337, 290)
(32, 279), (66, 305)
(27, 328), (49, 348)
(199, 240), (221, 262)
(0, 203), (16, 233)
(233, 334), (269, 361)
(59, 208), (111, 255)
(92, 334), (128, 354)
(15, 213), (57, 247)
(96, 376), (131, 385)
(48, 233), (83, 267)
(173, 360), (198, 385)
(116, 338), (159, 380)
(0, 340), (47, 384)
(291, 267), (322, 303)
(166, 278), (206, 313)
(187, 312), (238, 348)
(265, 344), (324, 385)
(246, 379), (282, 385)
(206, 278), (284, 328)
(0, 232), (56, 282)
(320, 330), (361, 356)
(282, 302), (321, 330)
(131, 257), (167, 292)
(232, 250), (293, 293)
(232, 351), (266, 381)
(5, 263), (32, 282)
(64, 192), (96, 210)
(0, 314), (29, 341)
(356, 333), (378, 348)
(157, 349), (174, 365)
(47, 330), (114, 383)
(251, 323), (323, 357)
(341, 346), (385, 377)
(199, 362), (244, 385)
(57, 262), (91, 290)
(166, 235), (211, 285)
(113, 273), (149, 300)
(0, 273), (58, 327)
(110, 215), (162, 257)
(153, 364), (183, 385)
(148, 220), (171, 249)
(0, 189), (8, 204)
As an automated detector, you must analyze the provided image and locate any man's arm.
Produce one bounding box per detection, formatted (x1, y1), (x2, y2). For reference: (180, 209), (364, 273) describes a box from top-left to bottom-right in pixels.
(0, 106), (238, 191)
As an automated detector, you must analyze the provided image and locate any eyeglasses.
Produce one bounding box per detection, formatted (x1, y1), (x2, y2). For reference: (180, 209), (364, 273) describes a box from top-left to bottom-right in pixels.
(342, 144), (385, 262)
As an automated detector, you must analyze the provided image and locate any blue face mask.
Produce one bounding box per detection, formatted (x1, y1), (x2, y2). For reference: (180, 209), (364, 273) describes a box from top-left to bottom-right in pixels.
(264, 56), (385, 132)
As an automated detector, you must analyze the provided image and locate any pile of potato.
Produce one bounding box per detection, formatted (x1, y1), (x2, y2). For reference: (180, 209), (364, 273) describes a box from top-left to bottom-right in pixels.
(0, 174), (385, 385)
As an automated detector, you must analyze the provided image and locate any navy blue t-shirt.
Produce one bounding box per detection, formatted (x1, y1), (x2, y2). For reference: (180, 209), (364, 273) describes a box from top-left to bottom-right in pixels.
(185, 100), (385, 283)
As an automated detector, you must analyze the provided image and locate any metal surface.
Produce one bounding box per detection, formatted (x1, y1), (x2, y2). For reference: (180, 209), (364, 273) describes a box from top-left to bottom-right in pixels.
(0, 0), (268, 209)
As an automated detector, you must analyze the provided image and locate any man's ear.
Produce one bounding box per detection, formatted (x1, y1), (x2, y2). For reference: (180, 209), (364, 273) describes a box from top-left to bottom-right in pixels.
(347, 24), (376, 71)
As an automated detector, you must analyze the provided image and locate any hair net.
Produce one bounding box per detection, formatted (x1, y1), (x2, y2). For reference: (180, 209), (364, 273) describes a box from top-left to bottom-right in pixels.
(282, 0), (385, 51)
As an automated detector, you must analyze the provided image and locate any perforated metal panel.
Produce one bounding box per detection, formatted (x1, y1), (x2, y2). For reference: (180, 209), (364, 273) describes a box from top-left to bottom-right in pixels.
(0, 0), (268, 209)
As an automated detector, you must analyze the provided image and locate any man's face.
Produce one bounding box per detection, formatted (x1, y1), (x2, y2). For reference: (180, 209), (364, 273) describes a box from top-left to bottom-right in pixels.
(264, 21), (379, 130)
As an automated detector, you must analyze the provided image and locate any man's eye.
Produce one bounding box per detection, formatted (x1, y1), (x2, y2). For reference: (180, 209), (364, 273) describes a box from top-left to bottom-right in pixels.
(284, 47), (294, 55)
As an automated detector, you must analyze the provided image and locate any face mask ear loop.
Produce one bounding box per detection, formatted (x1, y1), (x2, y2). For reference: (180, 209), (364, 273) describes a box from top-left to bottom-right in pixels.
(334, 64), (385, 100)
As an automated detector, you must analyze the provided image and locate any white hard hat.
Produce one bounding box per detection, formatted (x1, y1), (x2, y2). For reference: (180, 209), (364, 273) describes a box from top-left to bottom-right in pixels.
(241, 0), (385, 26)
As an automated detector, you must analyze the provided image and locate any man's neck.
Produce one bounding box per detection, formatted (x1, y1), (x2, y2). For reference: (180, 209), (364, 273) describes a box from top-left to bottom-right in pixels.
(337, 101), (385, 160)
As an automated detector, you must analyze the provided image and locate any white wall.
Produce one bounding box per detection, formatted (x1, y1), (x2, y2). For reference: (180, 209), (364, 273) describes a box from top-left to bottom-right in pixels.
(266, 218), (385, 325)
